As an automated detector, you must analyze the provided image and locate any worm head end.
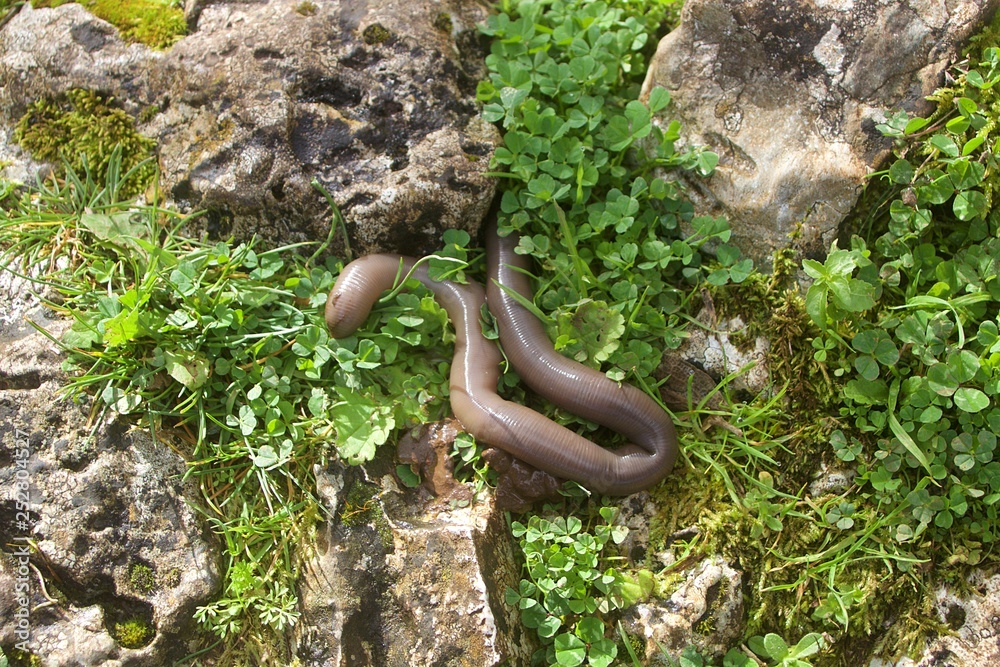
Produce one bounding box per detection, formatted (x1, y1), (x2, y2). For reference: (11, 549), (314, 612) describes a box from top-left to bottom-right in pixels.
(325, 289), (356, 338)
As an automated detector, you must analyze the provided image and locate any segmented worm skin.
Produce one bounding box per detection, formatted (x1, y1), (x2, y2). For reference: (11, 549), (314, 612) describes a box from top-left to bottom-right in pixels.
(324, 225), (678, 495)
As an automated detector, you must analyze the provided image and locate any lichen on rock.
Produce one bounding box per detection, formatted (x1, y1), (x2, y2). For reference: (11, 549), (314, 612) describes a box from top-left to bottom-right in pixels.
(296, 464), (534, 666)
(0, 0), (500, 257)
(641, 0), (1000, 264)
(0, 299), (219, 666)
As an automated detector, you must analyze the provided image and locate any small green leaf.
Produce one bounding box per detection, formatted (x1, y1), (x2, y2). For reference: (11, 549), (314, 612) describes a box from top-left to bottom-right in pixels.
(955, 387), (990, 413)
(164, 349), (211, 390)
(763, 633), (789, 660)
(930, 133), (960, 157)
(854, 355), (880, 381)
(588, 639), (617, 667)
(648, 86), (670, 113)
(332, 390), (396, 464)
(946, 115), (971, 134)
(904, 116), (930, 134)
(554, 633), (586, 667)
(928, 363), (959, 396)
(537, 615), (562, 638)
(396, 464), (422, 488)
(575, 617), (604, 643)
(888, 159), (914, 184)
(252, 445), (279, 468)
(954, 189), (987, 221)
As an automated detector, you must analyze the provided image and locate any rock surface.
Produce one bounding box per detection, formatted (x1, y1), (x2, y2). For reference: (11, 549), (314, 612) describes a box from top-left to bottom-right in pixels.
(0, 298), (220, 665)
(624, 555), (745, 663)
(641, 0), (1000, 264)
(870, 570), (1000, 667)
(0, 0), (499, 256)
(296, 464), (536, 666)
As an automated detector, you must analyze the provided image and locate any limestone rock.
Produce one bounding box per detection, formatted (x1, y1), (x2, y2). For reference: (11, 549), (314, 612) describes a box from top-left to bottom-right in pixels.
(296, 465), (536, 666)
(641, 0), (1000, 264)
(677, 313), (771, 396)
(0, 0), (500, 256)
(0, 308), (220, 666)
(623, 555), (746, 662)
(871, 570), (1000, 667)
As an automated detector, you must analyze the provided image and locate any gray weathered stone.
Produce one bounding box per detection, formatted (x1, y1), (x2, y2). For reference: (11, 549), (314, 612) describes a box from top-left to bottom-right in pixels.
(0, 0), (500, 256)
(0, 305), (219, 666)
(869, 569), (1000, 667)
(623, 555), (746, 663)
(641, 0), (1000, 264)
(677, 312), (770, 396)
(296, 464), (536, 666)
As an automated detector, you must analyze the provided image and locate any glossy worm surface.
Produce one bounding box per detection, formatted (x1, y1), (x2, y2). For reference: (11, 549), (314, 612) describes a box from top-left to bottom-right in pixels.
(324, 225), (678, 495)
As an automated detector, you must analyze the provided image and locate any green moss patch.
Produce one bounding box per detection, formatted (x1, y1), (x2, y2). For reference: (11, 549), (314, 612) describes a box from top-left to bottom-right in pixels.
(14, 89), (156, 197)
(112, 617), (155, 649)
(32, 0), (187, 49)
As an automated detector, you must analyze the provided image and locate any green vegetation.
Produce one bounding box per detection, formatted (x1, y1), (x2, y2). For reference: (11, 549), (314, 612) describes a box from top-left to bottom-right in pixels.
(31, 0), (187, 49)
(362, 22), (392, 45)
(818, 44), (1000, 557)
(14, 89), (156, 198)
(506, 507), (633, 667)
(129, 561), (157, 594)
(0, 159), (320, 659)
(478, 0), (741, 399)
(112, 617), (154, 648)
(294, 1), (316, 17)
(0, 161), (468, 661)
(478, 1), (997, 666)
(0, 648), (42, 667)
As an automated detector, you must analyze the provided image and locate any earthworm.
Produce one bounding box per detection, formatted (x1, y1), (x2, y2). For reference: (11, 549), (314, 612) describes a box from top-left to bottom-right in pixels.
(324, 225), (678, 495)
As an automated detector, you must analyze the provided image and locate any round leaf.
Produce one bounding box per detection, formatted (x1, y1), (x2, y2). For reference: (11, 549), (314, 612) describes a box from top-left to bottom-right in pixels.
(948, 350), (981, 383)
(954, 189), (987, 221)
(554, 633), (586, 667)
(854, 355), (880, 381)
(537, 614), (562, 639)
(888, 159), (914, 184)
(575, 617), (605, 643)
(762, 633), (789, 660)
(927, 363), (959, 396)
(954, 387), (990, 413)
(587, 639), (617, 667)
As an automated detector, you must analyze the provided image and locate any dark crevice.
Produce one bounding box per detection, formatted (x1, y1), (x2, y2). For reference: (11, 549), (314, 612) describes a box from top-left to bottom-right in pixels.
(25, 552), (156, 649)
(298, 73), (364, 108)
(0, 501), (39, 547)
(692, 580), (723, 629)
(253, 47), (285, 60)
(0, 370), (43, 391)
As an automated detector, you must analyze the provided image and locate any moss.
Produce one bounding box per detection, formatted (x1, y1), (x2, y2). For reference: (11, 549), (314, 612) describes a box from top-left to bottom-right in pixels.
(137, 103), (160, 124)
(362, 22), (392, 45)
(128, 561), (156, 594)
(112, 617), (154, 649)
(710, 255), (836, 418)
(647, 466), (732, 557)
(434, 12), (453, 33)
(295, 1), (316, 16)
(14, 89), (156, 197)
(33, 0), (188, 49)
(4, 648), (43, 667)
(340, 479), (393, 550)
(163, 567), (181, 588)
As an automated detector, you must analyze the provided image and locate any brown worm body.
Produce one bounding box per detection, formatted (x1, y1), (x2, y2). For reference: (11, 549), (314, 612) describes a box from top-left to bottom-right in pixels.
(324, 225), (678, 495)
